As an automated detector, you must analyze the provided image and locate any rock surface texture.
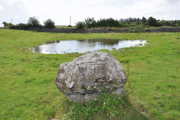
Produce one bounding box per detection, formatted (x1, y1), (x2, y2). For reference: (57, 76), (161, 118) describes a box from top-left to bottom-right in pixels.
(56, 51), (127, 103)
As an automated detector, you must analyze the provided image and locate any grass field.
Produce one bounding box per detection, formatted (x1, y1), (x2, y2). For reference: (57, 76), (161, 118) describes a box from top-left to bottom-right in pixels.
(0, 29), (180, 120)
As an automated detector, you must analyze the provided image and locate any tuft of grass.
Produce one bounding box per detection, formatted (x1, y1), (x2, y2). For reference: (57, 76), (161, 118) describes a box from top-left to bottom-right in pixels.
(62, 92), (149, 120)
(52, 78), (56, 84)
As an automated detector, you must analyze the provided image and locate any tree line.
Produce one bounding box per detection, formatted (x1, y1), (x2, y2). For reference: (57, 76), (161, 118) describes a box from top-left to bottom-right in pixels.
(2, 16), (180, 30)
(119, 17), (180, 26)
(2, 17), (56, 30)
(119, 17), (141, 23)
(77, 16), (180, 29)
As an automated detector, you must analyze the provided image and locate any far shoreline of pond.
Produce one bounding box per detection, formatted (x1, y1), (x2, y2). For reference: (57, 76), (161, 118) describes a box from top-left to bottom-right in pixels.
(32, 39), (147, 54)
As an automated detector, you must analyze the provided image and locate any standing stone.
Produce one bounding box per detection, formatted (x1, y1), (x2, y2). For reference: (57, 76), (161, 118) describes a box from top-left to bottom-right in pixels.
(56, 51), (127, 103)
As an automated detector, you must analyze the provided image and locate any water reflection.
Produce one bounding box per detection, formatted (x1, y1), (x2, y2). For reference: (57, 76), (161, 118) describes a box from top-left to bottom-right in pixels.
(32, 39), (147, 54)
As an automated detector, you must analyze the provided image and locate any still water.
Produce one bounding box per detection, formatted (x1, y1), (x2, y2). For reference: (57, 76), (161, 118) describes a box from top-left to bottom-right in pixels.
(32, 39), (147, 54)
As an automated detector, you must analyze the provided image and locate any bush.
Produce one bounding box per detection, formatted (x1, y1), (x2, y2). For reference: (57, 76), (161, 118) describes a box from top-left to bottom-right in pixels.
(156, 22), (161, 27)
(9, 25), (19, 29)
(9, 25), (15, 29)
(27, 16), (40, 28)
(43, 19), (55, 28)
(164, 21), (171, 26)
(4, 26), (9, 29)
(146, 25), (150, 28)
(68, 25), (72, 27)
(9, 23), (29, 30)
(76, 21), (85, 29)
(120, 22), (129, 28)
(96, 18), (120, 28)
(62, 88), (129, 120)
(18, 23), (28, 30)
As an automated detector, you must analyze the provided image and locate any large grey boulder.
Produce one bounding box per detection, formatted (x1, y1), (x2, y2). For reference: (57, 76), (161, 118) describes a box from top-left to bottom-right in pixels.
(56, 51), (127, 103)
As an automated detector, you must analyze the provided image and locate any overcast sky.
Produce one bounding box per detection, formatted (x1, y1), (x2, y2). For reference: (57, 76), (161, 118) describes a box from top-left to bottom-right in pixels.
(0, 0), (180, 27)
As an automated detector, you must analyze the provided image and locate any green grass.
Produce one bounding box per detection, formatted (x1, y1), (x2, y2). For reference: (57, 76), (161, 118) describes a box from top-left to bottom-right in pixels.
(0, 29), (180, 120)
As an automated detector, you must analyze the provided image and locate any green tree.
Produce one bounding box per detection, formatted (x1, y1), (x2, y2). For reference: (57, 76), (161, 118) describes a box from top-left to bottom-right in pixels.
(2, 21), (9, 27)
(177, 20), (180, 26)
(147, 17), (158, 26)
(43, 19), (55, 28)
(156, 22), (161, 27)
(136, 18), (140, 25)
(97, 18), (107, 27)
(27, 16), (40, 28)
(76, 21), (85, 29)
(141, 17), (147, 25)
(84, 17), (96, 29)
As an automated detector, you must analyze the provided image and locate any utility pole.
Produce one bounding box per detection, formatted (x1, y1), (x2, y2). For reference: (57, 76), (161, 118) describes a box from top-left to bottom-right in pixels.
(11, 19), (12, 24)
(70, 16), (71, 26)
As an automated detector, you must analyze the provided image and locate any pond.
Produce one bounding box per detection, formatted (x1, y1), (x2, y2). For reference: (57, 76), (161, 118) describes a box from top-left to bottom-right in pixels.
(32, 39), (147, 54)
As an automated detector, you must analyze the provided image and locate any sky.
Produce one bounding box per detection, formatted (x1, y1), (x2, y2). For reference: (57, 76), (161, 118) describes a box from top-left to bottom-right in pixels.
(0, 0), (180, 27)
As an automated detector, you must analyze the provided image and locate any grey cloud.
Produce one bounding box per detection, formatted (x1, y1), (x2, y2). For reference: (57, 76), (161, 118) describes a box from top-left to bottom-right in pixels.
(0, 0), (30, 27)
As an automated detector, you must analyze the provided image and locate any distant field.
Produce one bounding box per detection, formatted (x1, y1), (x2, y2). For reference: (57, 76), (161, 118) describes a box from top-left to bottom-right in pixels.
(0, 29), (180, 120)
